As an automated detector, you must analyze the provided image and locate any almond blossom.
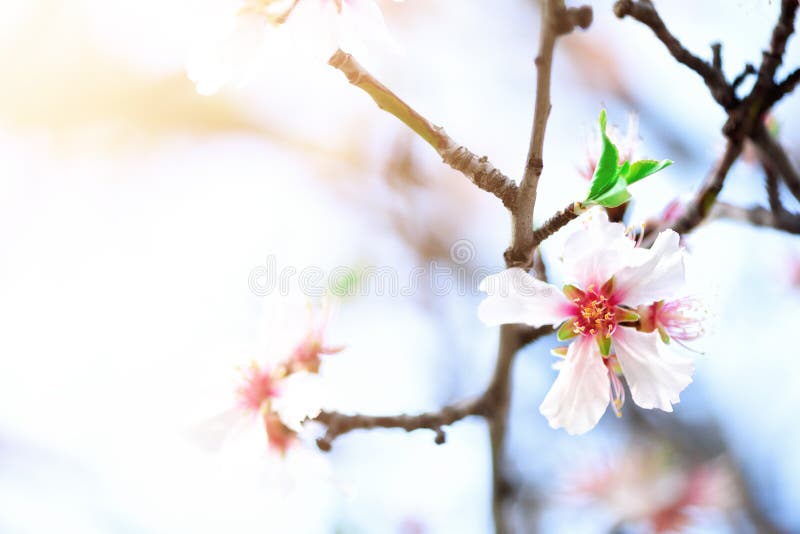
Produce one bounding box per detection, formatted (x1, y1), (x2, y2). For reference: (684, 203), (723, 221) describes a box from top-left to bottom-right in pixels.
(478, 209), (701, 434)
(192, 295), (342, 455)
(565, 447), (737, 532)
(188, 0), (402, 95)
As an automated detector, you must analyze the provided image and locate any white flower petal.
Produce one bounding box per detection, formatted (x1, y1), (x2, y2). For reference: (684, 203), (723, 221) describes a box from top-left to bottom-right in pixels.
(562, 209), (637, 287)
(613, 230), (685, 306)
(539, 337), (610, 435)
(273, 371), (326, 431)
(478, 268), (572, 327)
(185, 408), (253, 452)
(613, 328), (694, 412)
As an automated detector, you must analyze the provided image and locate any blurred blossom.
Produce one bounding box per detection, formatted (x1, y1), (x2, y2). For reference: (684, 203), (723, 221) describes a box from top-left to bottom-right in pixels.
(580, 113), (640, 181)
(564, 446), (738, 532)
(790, 256), (800, 289)
(479, 209), (698, 434)
(191, 295), (342, 455)
(187, 0), (403, 95)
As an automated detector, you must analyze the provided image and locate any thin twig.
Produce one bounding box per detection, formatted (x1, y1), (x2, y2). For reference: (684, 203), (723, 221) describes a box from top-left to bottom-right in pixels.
(613, 0), (735, 108)
(309, 326), (554, 450)
(646, 140), (743, 244)
(769, 67), (800, 104)
(711, 202), (800, 234)
(313, 397), (487, 451)
(751, 123), (800, 204)
(328, 49), (519, 208)
(752, 0), (798, 97)
(764, 162), (785, 215)
(531, 202), (582, 249)
(731, 64), (756, 92)
(711, 42), (723, 72)
(616, 0), (799, 244)
(511, 3), (592, 267)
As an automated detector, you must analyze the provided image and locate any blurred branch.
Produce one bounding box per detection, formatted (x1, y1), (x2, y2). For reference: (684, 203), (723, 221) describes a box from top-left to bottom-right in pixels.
(617, 0), (799, 246)
(667, 140), (743, 236)
(612, 4), (798, 531)
(752, 0), (798, 98)
(752, 124), (800, 204)
(731, 64), (757, 93)
(764, 162), (785, 215)
(711, 202), (800, 234)
(613, 0), (735, 109)
(769, 67), (800, 104)
(328, 49), (519, 208)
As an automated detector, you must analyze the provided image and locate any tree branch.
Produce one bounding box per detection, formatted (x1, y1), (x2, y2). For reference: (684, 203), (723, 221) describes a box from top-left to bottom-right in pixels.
(751, 123), (800, 204)
(731, 63), (757, 92)
(313, 397), (487, 451)
(531, 201), (583, 249)
(510, 3), (592, 267)
(615, 0), (800, 245)
(493, 2), (589, 531)
(752, 0), (798, 97)
(646, 140), (743, 244)
(711, 202), (800, 234)
(328, 49), (519, 208)
(769, 67), (800, 104)
(764, 161), (785, 215)
(310, 325), (554, 451)
(613, 0), (735, 108)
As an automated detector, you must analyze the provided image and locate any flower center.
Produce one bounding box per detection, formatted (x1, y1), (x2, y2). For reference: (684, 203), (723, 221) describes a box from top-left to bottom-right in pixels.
(237, 363), (278, 412)
(573, 288), (617, 337)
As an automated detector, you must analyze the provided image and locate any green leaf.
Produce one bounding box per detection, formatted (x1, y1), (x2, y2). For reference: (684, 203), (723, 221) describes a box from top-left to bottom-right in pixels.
(590, 176), (631, 208)
(622, 159), (672, 185)
(586, 109), (621, 200)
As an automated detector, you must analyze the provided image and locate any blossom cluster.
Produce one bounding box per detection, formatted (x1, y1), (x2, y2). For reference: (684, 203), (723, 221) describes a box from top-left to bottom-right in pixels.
(566, 446), (736, 532)
(479, 209), (705, 434)
(228, 297), (343, 454)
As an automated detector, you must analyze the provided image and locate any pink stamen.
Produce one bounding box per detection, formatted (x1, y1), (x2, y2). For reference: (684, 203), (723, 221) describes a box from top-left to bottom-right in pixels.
(236, 363), (278, 413)
(656, 297), (706, 341)
(571, 284), (618, 338)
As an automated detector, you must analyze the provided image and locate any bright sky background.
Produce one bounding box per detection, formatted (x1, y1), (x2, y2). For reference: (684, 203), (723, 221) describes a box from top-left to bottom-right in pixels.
(1, 1), (799, 533)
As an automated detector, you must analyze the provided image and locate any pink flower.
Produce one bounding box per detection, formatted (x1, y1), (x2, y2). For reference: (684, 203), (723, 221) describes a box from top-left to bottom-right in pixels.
(192, 296), (341, 455)
(234, 361), (299, 453)
(566, 448), (736, 532)
(479, 210), (698, 434)
(285, 301), (344, 374)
